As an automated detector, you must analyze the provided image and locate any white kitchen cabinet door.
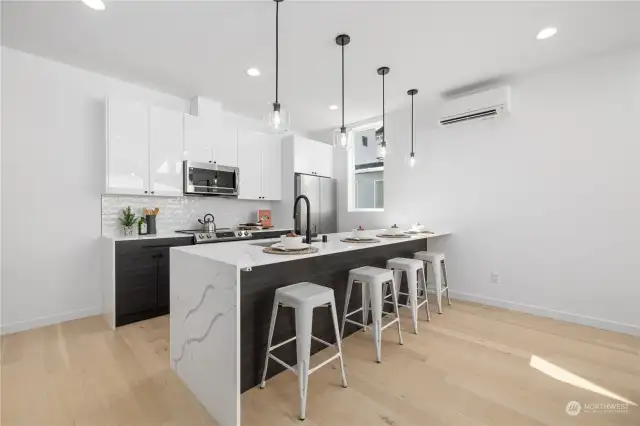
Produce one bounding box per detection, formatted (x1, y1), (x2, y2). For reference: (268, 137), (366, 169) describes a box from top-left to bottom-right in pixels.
(261, 136), (282, 201)
(293, 136), (333, 177)
(237, 129), (263, 200)
(149, 106), (184, 196)
(106, 97), (150, 195)
(314, 141), (334, 178)
(215, 119), (238, 167)
(293, 136), (315, 176)
(183, 114), (214, 164)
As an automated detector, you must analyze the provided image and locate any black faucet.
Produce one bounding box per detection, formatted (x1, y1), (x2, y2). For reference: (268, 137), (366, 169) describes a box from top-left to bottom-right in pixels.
(293, 195), (312, 244)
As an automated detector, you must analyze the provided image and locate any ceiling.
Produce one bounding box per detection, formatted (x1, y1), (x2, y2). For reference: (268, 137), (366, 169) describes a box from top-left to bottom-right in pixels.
(3, 1), (640, 132)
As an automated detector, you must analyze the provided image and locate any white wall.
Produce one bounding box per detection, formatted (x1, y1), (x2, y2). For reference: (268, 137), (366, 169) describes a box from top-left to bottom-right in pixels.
(316, 49), (640, 335)
(0, 47), (274, 334)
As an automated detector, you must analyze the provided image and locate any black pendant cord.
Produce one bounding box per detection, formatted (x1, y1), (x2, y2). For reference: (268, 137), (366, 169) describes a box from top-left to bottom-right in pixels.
(407, 88), (418, 156)
(411, 93), (414, 153)
(341, 43), (345, 129)
(275, 0), (279, 104)
(382, 73), (385, 145)
(377, 67), (390, 148)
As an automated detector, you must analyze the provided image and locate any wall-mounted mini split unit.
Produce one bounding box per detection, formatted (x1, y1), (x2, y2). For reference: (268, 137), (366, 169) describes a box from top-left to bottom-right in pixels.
(438, 86), (511, 127)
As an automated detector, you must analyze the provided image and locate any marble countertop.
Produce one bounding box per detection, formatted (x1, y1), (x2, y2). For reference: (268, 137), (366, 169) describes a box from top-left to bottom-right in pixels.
(102, 231), (193, 242)
(172, 229), (450, 268)
(102, 228), (291, 242)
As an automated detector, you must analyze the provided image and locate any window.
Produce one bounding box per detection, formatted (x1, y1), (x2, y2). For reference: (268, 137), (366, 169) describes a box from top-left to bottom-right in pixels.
(349, 122), (384, 211)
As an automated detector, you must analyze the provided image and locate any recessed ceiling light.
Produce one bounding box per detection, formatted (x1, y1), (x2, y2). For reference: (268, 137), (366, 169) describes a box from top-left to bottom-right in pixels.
(246, 68), (261, 77)
(81, 0), (106, 11)
(537, 27), (558, 40)
(329, 105), (338, 110)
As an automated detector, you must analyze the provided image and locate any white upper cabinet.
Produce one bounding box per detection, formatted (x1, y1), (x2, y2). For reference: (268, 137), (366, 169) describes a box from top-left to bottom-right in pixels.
(149, 106), (184, 196)
(183, 113), (214, 164)
(216, 115), (238, 167)
(237, 129), (282, 201)
(314, 141), (334, 178)
(293, 136), (333, 178)
(237, 129), (263, 200)
(106, 97), (150, 195)
(261, 136), (282, 201)
(183, 112), (238, 167)
(106, 97), (184, 196)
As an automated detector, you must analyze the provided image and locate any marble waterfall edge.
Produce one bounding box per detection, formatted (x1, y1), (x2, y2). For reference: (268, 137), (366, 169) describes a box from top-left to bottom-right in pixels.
(170, 249), (240, 426)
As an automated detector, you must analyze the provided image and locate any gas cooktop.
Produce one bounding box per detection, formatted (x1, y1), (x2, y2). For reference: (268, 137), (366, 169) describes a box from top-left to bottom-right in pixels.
(175, 228), (253, 244)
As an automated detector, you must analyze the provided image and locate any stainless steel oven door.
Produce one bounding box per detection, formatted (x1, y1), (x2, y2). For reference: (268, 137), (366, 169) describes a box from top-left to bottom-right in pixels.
(184, 161), (239, 196)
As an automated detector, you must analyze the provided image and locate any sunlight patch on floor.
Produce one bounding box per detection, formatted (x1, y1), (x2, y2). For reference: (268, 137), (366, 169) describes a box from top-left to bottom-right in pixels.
(529, 355), (637, 406)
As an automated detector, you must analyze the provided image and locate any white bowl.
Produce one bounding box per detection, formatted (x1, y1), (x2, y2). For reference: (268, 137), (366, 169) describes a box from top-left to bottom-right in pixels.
(411, 223), (425, 232)
(386, 227), (403, 235)
(280, 235), (304, 249)
(352, 229), (367, 239)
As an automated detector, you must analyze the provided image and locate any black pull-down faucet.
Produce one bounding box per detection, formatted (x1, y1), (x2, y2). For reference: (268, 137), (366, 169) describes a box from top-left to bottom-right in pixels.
(293, 195), (312, 244)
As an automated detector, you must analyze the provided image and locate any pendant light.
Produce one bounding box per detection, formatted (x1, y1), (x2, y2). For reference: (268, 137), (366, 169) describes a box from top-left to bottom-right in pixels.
(377, 66), (390, 158)
(407, 89), (418, 167)
(266, 0), (289, 132)
(334, 34), (351, 150)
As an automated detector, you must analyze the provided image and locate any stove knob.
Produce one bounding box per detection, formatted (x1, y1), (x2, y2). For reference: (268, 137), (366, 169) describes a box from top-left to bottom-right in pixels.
(206, 234), (212, 238)
(198, 234), (204, 239)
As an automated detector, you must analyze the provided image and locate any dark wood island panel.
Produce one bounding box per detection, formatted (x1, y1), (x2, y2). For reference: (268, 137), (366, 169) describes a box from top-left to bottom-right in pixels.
(240, 238), (427, 392)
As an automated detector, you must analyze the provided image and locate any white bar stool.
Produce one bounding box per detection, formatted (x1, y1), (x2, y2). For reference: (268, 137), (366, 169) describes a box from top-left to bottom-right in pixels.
(414, 251), (451, 314)
(340, 266), (403, 363)
(260, 282), (347, 421)
(385, 258), (431, 333)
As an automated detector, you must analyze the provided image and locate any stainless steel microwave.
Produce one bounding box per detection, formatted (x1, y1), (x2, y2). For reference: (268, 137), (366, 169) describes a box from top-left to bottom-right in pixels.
(183, 161), (239, 196)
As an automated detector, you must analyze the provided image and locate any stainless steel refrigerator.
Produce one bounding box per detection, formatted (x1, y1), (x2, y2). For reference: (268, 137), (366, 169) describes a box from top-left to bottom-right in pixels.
(294, 173), (337, 235)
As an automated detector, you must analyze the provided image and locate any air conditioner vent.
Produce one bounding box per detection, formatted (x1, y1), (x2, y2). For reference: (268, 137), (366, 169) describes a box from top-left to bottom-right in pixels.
(438, 86), (510, 127)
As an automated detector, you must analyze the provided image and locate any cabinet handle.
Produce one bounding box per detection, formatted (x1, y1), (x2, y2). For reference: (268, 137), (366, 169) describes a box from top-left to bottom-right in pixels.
(144, 190), (148, 194)
(209, 160), (212, 163)
(151, 191), (155, 195)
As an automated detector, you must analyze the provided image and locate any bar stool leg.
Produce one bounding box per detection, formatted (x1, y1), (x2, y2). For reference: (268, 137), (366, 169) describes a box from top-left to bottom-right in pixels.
(407, 270), (419, 334)
(361, 281), (370, 332)
(330, 301), (348, 388)
(368, 282), (383, 363)
(431, 261), (443, 314)
(392, 270), (403, 304)
(442, 260), (452, 306)
(389, 277), (404, 346)
(340, 277), (354, 339)
(260, 298), (280, 389)
(419, 267), (431, 321)
(295, 307), (313, 420)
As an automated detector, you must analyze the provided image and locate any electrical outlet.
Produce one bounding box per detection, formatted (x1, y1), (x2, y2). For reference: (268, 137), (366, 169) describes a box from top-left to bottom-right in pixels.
(491, 271), (501, 284)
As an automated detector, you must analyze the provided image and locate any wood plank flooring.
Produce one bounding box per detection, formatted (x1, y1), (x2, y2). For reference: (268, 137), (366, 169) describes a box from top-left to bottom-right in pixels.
(2, 300), (638, 426)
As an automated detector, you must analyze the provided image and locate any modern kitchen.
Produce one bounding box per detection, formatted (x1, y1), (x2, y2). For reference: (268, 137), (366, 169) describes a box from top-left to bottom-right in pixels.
(2, 1), (640, 426)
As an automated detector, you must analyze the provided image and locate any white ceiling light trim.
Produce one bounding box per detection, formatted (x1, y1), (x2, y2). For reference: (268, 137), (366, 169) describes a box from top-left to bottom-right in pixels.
(81, 0), (105, 11)
(329, 105), (338, 110)
(537, 27), (558, 40)
(246, 68), (261, 77)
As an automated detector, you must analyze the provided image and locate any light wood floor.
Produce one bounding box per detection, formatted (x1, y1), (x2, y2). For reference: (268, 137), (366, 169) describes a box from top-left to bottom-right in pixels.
(2, 300), (638, 426)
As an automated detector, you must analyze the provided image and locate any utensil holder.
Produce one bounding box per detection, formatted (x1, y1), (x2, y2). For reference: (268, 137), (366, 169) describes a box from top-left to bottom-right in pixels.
(145, 215), (157, 235)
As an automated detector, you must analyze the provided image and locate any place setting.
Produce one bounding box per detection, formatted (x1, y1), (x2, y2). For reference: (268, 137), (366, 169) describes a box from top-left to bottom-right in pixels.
(340, 226), (381, 243)
(376, 224), (412, 239)
(405, 222), (435, 235)
(263, 232), (319, 255)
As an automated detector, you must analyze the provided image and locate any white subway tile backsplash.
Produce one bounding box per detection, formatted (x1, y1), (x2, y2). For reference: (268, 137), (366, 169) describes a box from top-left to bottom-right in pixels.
(102, 195), (275, 236)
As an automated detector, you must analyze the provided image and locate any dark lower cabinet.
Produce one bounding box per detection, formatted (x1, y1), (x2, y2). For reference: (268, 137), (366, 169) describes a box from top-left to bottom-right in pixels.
(115, 237), (192, 327)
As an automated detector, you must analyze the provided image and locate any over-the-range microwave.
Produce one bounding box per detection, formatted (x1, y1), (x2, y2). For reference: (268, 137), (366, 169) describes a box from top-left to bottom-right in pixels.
(183, 161), (239, 197)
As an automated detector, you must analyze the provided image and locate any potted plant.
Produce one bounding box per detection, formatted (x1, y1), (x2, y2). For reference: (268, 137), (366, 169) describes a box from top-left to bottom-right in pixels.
(119, 206), (137, 236)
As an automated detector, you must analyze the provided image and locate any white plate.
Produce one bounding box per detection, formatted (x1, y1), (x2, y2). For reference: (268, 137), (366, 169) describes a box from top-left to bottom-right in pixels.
(271, 242), (310, 251)
(347, 236), (376, 241)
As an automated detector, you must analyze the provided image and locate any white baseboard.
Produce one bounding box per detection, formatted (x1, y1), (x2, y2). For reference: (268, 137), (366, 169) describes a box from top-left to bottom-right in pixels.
(449, 291), (639, 337)
(0, 306), (103, 335)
